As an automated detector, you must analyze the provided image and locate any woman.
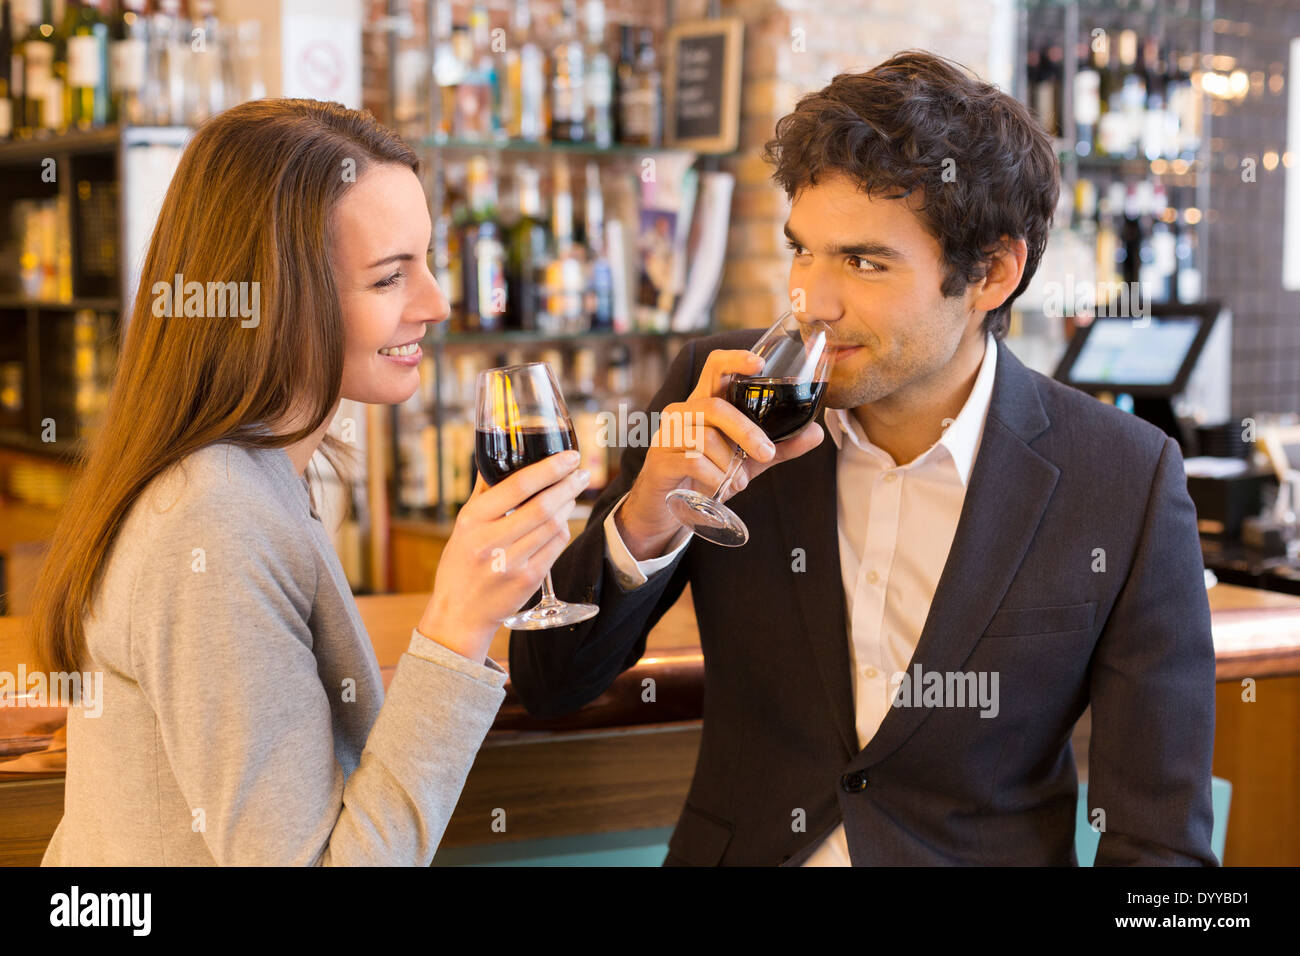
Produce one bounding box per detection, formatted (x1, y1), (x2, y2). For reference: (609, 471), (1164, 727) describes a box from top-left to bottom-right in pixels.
(31, 99), (590, 865)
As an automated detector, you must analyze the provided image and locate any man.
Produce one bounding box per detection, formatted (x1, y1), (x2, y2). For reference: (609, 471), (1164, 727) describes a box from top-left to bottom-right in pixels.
(509, 50), (1218, 866)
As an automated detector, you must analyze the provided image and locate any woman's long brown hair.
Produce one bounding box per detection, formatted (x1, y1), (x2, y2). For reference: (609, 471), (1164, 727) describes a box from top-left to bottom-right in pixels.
(31, 98), (419, 674)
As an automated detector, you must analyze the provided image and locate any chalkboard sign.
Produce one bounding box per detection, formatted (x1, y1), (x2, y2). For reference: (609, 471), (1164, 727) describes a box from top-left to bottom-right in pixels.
(665, 19), (743, 154)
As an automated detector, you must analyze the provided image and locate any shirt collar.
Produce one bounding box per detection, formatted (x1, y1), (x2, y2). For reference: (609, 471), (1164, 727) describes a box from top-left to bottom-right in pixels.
(824, 331), (998, 487)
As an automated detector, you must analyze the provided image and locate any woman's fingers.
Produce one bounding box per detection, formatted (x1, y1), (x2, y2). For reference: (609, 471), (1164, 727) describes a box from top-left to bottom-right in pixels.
(473, 449), (581, 518)
(501, 497), (576, 573)
(481, 464), (590, 552)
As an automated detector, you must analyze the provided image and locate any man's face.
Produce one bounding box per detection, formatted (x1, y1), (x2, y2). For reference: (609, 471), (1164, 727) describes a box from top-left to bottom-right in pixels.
(785, 172), (984, 410)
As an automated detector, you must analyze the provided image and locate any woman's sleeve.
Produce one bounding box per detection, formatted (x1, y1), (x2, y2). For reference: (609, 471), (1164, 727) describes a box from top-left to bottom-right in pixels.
(128, 487), (506, 866)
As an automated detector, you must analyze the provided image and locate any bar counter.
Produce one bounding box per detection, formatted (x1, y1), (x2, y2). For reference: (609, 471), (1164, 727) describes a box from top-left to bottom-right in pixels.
(2, 582), (1299, 865)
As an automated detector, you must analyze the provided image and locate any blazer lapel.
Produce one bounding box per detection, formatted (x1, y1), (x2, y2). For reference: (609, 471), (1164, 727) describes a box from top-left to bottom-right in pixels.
(768, 414), (859, 759)
(857, 341), (1059, 768)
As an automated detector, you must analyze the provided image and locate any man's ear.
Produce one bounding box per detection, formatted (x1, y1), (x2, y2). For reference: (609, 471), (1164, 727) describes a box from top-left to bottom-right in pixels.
(971, 236), (1029, 314)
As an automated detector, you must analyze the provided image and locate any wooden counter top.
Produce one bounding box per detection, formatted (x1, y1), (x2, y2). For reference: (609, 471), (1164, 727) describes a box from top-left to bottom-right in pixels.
(4, 582), (1300, 864)
(3, 581), (1300, 776)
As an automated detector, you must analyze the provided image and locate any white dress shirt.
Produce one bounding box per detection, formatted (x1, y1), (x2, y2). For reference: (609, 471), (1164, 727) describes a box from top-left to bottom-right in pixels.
(603, 333), (999, 865)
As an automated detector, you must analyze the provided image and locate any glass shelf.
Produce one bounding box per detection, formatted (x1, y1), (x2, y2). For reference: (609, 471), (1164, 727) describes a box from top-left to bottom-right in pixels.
(0, 296), (121, 311)
(427, 326), (713, 348)
(415, 135), (698, 160)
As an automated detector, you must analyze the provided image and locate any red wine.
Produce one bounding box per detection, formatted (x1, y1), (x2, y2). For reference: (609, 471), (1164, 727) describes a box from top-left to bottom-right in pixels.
(475, 425), (577, 486)
(727, 377), (827, 443)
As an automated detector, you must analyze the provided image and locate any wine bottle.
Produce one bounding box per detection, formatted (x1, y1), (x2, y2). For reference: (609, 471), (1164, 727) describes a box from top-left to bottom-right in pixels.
(506, 164), (547, 331)
(582, 0), (612, 148)
(1072, 38), (1099, 156)
(503, 0), (544, 142)
(460, 156), (508, 333)
(582, 160), (613, 330)
(549, 0), (584, 142)
(0, 1), (14, 139)
(20, 0), (58, 136)
(64, 0), (109, 129)
(110, 0), (146, 125)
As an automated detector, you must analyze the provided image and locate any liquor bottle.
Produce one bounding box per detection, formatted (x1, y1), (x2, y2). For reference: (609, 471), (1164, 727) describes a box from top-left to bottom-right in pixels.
(631, 27), (661, 146)
(457, 4), (497, 141)
(1072, 38), (1099, 156)
(1140, 38), (1167, 161)
(568, 346), (608, 498)
(147, 0), (192, 126)
(1147, 184), (1176, 304)
(582, 160), (613, 330)
(1030, 44), (1062, 139)
(548, 0), (584, 142)
(190, 0), (225, 123)
(614, 24), (635, 143)
(1174, 51), (1202, 160)
(459, 156), (508, 332)
(604, 343), (634, 483)
(582, 0), (612, 148)
(430, 0), (458, 140)
(1116, 30), (1144, 160)
(64, 0), (109, 129)
(1094, 185), (1121, 292)
(20, 0), (57, 136)
(1096, 31), (1126, 157)
(0, 1), (14, 139)
(541, 158), (585, 332)
(110, 0), (147, 125)
(1043, 44), (1064, 139)
(1172, 189), (1202, 302)
(445, 354), (479, 510)
(431, 189), (458, 325)
(506, 164), (547, 331)
(503, 0), (545, 142)
(1118, 183), (1143, 288)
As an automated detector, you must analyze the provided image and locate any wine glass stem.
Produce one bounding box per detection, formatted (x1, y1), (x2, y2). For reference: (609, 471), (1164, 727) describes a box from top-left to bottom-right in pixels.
(711, 447), (749, 500)
(537, 571), (563, 608)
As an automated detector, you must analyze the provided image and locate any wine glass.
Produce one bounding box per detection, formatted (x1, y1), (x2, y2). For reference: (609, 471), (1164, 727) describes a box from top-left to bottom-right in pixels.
(665, 311), (834, 547)
(474, 363), (599, 629)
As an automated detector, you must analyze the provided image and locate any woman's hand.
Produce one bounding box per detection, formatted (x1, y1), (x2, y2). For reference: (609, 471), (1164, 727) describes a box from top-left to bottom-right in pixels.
(417, 450), (590, 664)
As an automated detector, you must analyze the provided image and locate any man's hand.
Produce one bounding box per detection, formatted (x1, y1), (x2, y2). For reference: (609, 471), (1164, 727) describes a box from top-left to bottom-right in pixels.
(616, 349), (824, 560)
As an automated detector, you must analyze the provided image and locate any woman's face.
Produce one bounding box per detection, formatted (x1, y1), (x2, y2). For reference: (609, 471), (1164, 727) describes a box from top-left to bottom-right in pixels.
(331, 163), (448, 405)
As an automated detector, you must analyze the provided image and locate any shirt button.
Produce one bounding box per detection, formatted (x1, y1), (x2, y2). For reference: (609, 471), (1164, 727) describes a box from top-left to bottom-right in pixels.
(884, 471), (898, 483)
(863, 666), (879, 678)
(866, 570), (880, 585)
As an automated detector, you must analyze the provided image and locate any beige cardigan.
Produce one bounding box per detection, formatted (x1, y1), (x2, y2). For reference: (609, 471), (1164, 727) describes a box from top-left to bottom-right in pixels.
(42, 442), (506, 865)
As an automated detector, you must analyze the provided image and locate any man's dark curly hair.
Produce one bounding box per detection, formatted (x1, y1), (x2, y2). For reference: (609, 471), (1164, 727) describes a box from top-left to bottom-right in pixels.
(762, 50), (1060, 340)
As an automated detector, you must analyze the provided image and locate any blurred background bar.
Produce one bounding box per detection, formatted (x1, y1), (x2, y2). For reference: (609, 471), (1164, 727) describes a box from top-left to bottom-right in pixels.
(0, 0), (1298, 866)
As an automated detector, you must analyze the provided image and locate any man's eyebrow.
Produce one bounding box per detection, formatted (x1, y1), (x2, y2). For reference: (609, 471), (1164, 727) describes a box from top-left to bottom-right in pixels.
(783, 223), (904, 260)
(366, 252), (417, 269)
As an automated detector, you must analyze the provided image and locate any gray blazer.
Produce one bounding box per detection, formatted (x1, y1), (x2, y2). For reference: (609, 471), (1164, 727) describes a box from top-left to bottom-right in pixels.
(511, 328), (1219, 866)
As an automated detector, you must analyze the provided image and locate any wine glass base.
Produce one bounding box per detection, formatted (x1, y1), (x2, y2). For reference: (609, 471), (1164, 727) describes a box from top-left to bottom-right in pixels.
(504, 601), (600, 630)
(665, 488), (750, 548)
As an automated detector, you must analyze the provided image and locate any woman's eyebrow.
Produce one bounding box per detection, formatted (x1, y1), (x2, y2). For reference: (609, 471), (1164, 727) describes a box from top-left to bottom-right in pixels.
(366, 252), (417, 269)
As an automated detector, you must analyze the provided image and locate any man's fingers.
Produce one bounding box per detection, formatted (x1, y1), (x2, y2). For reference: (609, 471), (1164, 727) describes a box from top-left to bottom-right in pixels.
(690, 349), (765, 401)
(771, 421), (825, 463)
